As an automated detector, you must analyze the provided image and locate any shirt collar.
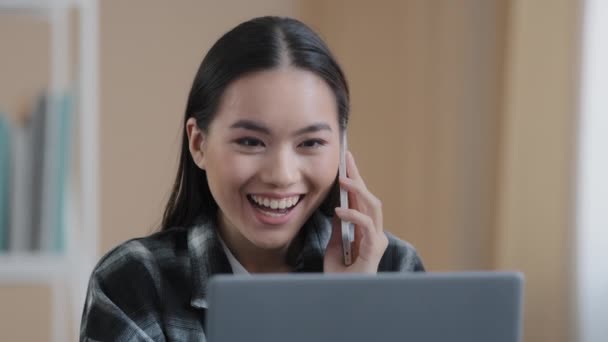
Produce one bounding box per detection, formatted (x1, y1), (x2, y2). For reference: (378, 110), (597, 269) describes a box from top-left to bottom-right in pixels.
(187, 211), (333, 309)
(218, 234), (250, 275)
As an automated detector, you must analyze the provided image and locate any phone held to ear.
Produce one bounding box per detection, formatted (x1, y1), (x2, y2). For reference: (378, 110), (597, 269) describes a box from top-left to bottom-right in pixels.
(339, 132), (355, 266)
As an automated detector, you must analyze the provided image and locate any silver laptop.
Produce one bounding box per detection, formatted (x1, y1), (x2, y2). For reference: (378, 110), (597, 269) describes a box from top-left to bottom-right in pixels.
(206, 272), (524, 342)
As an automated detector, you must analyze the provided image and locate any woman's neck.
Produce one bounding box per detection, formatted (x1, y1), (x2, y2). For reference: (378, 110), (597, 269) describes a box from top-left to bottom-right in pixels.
(217, 214), (293, 273)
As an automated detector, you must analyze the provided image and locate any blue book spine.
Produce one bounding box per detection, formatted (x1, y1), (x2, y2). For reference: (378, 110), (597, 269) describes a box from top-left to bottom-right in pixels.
(52, 93), (72, 253)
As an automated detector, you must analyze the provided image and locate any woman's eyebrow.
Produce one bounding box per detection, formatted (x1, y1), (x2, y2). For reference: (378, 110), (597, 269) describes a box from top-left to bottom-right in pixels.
(229, 119), (332, 136)
(293, 123), (332, 136)
(230, 120), (270, 134)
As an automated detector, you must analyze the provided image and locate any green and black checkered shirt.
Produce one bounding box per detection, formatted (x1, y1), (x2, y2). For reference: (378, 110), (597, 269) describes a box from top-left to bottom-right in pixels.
(80, 212), (424, 341)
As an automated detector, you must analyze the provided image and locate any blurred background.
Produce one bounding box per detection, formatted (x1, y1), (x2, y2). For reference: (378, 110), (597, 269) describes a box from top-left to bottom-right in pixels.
(0, 0), (606, 341)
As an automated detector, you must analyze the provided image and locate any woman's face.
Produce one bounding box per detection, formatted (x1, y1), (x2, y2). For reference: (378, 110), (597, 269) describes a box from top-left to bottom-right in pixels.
(190, 67), (341, 252)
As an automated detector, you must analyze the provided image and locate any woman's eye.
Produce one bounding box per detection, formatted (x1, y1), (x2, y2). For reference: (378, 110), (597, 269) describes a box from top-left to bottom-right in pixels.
(299, 139), (326, 148)
(236, 137), (265, 147)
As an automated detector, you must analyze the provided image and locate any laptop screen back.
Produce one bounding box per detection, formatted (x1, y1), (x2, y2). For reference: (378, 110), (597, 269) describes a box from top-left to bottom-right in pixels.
(207, 272), (523, 342)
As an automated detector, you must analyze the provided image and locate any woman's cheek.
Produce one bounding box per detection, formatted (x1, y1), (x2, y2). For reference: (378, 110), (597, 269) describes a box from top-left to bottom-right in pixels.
(226, 155), (259, 181)
(305, 153), (339, 185)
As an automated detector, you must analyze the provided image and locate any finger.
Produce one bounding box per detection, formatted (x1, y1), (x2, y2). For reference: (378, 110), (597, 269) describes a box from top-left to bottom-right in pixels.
(339, 176), (383, 232)
(345, 151), (366, 187)
(335, 207), (386, 264)
(342, 151), (366, 214)
(335, 207), (378, 242)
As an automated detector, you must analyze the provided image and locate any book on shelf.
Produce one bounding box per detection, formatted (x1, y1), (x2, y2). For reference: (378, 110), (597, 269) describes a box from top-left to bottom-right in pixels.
(8, 105), (35, 251)
(29, 95), (47, 250)
(42, 93), (72, 253)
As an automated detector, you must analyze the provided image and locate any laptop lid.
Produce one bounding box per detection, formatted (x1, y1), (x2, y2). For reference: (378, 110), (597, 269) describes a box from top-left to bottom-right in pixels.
(207, 272), (524, 342)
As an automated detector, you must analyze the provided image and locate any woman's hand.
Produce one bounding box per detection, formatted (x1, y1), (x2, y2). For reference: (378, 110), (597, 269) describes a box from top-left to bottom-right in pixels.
(324, 151), (388, 274)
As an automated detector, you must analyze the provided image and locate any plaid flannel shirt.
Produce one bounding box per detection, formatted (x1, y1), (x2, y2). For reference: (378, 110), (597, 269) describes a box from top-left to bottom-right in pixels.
(80, 212), (424, 341)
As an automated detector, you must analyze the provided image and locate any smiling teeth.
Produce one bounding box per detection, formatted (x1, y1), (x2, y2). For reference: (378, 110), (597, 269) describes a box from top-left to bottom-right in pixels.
(251, 195), (300, 210)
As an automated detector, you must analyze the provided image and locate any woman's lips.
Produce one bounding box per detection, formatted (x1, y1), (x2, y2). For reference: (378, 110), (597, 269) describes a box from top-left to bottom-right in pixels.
(246, 194), (304, 225)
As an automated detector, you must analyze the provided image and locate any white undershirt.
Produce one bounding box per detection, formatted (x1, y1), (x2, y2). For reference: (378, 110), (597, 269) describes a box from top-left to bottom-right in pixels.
(218, 235), (250, 275)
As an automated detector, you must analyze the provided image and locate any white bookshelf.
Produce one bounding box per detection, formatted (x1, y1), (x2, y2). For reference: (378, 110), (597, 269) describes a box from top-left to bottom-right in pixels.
(0, 0), (59, 11)
(0, 254), (68, 283)
(0, 0), (99, 341)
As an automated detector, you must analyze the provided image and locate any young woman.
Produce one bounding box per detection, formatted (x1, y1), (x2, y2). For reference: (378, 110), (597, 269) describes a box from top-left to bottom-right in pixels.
(80, 16), (424, 341)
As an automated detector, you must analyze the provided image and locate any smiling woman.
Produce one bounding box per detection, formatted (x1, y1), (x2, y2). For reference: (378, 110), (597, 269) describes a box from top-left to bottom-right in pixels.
(186, 68), (340, 267)
(80, 16), (424, 341)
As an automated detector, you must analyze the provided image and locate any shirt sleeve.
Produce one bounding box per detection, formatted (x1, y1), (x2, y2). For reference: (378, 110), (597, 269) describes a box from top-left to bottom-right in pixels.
(379, 231), (426, 272)
(80, 242), (166, 342)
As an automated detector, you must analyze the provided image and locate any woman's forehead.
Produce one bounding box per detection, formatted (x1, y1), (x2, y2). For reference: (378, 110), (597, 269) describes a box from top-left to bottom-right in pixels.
(213, 68), (339, 131)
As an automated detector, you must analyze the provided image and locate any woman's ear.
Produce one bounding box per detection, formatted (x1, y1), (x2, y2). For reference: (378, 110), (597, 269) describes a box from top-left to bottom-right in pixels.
(186, 117), (207, 170)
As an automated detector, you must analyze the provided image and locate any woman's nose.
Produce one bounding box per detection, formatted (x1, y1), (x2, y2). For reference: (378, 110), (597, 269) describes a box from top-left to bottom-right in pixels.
(260, 148), (300, 188)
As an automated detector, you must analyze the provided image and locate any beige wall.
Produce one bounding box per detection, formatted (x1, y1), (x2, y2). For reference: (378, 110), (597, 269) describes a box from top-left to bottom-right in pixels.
(0, 285), (51, 341)
(495, 0), (581, 341)
(0, 14), (50, 122)
(1, 1), (581, 341)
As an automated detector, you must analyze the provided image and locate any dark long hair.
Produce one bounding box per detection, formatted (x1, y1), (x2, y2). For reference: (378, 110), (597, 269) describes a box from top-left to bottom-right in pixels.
(161, 16), (349, 230)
